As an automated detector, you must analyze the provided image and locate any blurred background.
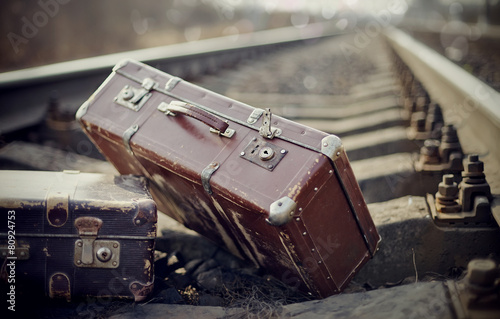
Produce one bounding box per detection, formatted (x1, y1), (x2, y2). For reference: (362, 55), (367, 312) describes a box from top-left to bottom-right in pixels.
(1, 0), (499, 73)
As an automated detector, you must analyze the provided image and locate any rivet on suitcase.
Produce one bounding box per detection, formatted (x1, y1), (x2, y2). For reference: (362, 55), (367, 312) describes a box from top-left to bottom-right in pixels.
(77, 59), (381, 298)
(0, 170), (157, 302)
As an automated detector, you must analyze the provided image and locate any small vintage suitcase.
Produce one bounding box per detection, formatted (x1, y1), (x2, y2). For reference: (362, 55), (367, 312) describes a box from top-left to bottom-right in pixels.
(0, 170), (157, 302)
(77, 59), (380, 298)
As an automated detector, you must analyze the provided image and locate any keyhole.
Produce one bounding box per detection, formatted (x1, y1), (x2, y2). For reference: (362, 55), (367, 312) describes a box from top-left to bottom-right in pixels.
(259, 147), (274, 161)
(122, 88), (134, 101)
(96, 247), (112, 262)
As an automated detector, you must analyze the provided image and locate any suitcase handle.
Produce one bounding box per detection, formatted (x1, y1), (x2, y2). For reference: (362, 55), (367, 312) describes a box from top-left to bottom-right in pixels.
(158, 101), (233, 137)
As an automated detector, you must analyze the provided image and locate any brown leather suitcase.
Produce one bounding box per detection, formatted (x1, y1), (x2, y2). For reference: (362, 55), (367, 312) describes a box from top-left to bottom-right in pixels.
(0, 170), (157, 302)
(76, 59), (380, 298)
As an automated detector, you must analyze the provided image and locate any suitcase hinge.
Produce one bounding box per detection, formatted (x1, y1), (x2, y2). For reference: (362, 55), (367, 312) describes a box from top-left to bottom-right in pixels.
(247, 108), (264, 124)
(267, 197), (297, 226)
(165, 77), (181, 91)
(114, 78), (158, 112)
(321, 135), (344, 162)
(74, 217), (120, 268)
(259, 108), (281, 139)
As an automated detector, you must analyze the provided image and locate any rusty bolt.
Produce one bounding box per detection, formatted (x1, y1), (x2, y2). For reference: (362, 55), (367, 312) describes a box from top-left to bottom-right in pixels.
(438, 174), (459, 198)
(435, 174), (461, 213)
(441, 125), (459, 143)
(420, 139), (440, 164)
(466, 259), (498, 290)
(462, 154), (487, 185)
(411, 112), (427, 132)
(465, 154), (484, 173)
(425, 103), (444, 134)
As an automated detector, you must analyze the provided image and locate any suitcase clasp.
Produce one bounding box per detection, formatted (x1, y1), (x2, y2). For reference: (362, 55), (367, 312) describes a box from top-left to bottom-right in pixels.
(259, 108), (281, 139)
(74, 217), (120, 268)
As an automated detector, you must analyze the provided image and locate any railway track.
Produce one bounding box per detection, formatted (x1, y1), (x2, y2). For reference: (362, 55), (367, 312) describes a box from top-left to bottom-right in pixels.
(1, 23), (499, 318)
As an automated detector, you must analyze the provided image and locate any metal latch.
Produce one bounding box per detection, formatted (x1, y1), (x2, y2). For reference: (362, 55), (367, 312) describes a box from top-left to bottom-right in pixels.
(74, 217), (120, 268)
(0, 241), (29, 260)
(114, 78), (157, 111)
(259, 108), (281, 139)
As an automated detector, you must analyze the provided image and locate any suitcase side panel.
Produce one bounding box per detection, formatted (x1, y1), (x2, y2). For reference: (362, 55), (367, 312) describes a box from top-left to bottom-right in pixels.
(0, 171), (157, 301)
(333, 151), (381, 255)
(137, 153), (250, 261)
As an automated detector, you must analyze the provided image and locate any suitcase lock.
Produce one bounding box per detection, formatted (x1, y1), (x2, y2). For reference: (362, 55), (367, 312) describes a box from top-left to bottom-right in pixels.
(74, 217), (120, 268)
(114, 78), (157, 111)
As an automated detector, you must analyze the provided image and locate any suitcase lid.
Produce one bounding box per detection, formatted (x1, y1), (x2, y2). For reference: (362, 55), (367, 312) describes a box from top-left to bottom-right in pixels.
(79, 58), (345, 164)
(0, 170), (157, 237)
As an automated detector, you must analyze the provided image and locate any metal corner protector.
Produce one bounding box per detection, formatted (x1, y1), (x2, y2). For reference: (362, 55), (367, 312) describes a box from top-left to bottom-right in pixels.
(112, 58), (133, 72)
(321, 135), (344, 162)
(75, 100), (90, 121)
(267, 196), (297, 226)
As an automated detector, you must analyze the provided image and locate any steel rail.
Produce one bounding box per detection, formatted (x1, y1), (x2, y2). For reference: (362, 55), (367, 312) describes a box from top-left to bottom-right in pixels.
(0, 23), (339, 88)
(384, 27), (500, 162)
(0, 23), (342, 135)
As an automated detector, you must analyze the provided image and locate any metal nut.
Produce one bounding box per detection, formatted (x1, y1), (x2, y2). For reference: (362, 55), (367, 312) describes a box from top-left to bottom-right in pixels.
(438, 204), (461, 213)
(438, 174), (458, 198)
(421, 139), (440, 156)
(465, 157), (484, 173)
(441, 124), (459, 143)
(466, 259), (498, 288)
